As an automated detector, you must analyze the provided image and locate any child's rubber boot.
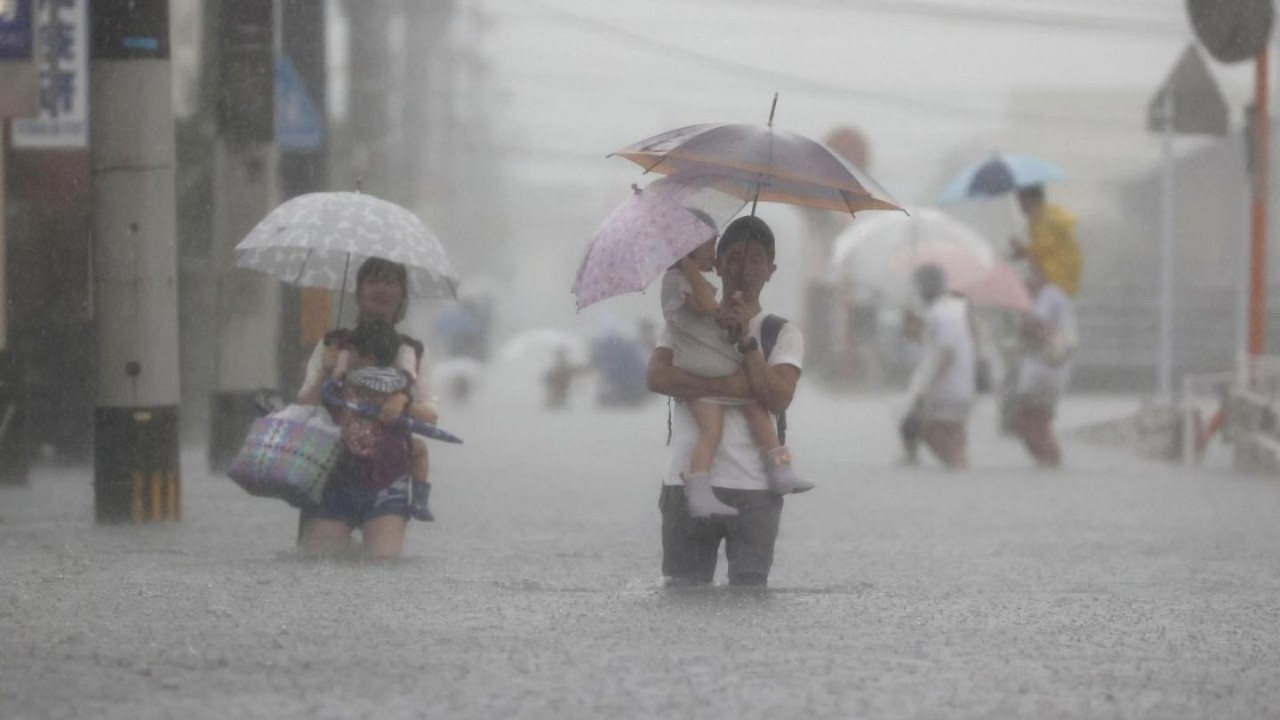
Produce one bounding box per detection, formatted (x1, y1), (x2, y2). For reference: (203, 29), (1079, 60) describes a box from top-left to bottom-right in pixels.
(683, 472), (738, 519)
(765, 447), (815, 495)
(410, 481), (435, 522)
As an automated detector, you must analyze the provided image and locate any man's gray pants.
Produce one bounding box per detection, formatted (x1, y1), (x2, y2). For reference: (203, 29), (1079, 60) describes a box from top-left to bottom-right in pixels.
(659, 485), (783, 586)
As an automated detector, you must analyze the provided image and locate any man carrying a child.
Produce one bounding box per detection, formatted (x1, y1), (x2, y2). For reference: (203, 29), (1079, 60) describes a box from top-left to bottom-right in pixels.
(646, 216), (807, 588)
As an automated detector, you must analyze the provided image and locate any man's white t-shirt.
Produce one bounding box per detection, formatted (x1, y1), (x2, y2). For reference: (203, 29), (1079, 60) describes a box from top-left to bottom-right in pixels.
(1017, 284), (1076, 400)
(918, 295), (976, 420)
(659, 311), (804, 491)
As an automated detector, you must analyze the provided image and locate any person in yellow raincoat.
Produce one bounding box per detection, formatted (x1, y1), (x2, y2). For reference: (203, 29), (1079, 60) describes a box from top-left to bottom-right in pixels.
(1009, 185), (1081, 297)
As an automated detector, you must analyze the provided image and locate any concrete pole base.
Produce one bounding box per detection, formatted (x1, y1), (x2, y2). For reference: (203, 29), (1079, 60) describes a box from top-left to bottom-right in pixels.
(94, 406), (180, 523)
(0, 348), (28, 486)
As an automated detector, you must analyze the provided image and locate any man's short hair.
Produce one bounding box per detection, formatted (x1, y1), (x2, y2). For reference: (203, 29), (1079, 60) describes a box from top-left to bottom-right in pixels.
(717, 215), (775, 261)
(1017, 184), (1045, 204)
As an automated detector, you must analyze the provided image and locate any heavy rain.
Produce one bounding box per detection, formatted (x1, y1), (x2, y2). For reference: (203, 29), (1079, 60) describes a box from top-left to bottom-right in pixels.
(3, 0), (1280, 717)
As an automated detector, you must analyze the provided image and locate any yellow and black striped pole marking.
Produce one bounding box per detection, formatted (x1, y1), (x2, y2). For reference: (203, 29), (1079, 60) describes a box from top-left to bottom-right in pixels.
(129, 471), (180, 522)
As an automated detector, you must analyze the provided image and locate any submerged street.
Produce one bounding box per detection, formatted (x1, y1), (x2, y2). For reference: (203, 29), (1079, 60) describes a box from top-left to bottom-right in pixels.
(3, 383), (1279, 719)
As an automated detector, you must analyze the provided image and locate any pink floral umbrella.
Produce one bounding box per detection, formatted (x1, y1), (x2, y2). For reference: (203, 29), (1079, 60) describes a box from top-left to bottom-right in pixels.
(571, 175), (746, 310)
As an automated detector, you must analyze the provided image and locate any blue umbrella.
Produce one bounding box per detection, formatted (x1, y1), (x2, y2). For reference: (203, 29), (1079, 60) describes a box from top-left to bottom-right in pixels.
(936, 153), (1065, 204)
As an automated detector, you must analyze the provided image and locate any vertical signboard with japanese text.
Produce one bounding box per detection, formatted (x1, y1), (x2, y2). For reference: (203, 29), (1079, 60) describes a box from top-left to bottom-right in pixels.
(13, 0), (88, 149)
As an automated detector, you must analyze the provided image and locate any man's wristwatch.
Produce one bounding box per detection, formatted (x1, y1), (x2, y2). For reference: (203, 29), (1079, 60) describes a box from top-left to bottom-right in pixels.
(737, 336), (759, 354)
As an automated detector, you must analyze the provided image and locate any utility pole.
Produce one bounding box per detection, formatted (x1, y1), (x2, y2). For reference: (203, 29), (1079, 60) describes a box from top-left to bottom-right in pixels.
(1247, 49), (1269, 363)
(345, 0), (392, 202)
(90, 0), (181, 522)
(278, 0), (328, 393)
(206, 0), (279, 471)
(0, 0), (40, 485)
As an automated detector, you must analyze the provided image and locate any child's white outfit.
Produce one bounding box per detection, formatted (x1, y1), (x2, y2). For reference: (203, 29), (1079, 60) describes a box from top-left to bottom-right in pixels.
(660, 268), (746, 406)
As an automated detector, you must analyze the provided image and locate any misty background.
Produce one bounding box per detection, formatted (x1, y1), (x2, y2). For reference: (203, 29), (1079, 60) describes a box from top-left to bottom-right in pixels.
(7, 0), (1277, 459)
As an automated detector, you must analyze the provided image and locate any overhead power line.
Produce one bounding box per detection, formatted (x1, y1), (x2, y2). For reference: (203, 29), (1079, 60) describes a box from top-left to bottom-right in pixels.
(665, 0), (1185, 35)
(520, 0), (1176, 134)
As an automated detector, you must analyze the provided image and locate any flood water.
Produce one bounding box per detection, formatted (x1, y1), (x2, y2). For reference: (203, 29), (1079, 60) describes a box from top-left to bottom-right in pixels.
(3, 375), (1280, 718)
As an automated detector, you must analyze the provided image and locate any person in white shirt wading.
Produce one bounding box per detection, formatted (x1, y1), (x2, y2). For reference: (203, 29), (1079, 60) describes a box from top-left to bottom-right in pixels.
(646, 216), (806, 588)
(1010, 263), (1077, 468)
(896, 264), (977, 470)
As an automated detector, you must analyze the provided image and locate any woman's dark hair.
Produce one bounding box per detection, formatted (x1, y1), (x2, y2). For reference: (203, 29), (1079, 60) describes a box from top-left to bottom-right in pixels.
(348, 318), (401, 367)
(356, 257), (410, 322)
(716, 215), (775, 261)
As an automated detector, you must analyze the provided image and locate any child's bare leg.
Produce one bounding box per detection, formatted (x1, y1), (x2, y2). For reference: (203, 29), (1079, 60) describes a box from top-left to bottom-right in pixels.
(739, 402), (815, 495)
(683, 400), (737, 518)
(688, 400), (726, 475)
(409, 438), (434, 521)
(741, 401), (780, 452)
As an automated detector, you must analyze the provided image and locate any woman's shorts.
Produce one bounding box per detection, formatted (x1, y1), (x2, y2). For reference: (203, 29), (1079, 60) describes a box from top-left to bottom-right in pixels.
(304, 475), (411, 528)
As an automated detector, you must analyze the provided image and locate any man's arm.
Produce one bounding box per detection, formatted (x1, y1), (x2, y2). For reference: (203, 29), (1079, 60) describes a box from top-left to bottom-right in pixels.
(647, 347), (751, 400)
(739, 346), (799, 415)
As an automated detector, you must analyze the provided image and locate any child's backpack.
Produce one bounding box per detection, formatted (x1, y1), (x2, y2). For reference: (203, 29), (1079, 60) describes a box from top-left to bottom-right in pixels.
(336, 370), (413, 488)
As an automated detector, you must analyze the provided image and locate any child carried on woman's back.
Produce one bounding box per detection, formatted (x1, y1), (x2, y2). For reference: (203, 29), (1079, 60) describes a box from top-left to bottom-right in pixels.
(332, 319), (438, 521)
(661, 231), (813, 519)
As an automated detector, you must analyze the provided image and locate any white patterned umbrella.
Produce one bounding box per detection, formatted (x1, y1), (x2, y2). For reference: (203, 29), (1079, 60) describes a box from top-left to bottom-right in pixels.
(234, 191), (460, 299)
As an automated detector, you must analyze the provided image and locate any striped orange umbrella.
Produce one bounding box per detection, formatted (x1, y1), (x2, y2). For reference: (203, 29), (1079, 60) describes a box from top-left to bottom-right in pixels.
(610, 98), (903, 217)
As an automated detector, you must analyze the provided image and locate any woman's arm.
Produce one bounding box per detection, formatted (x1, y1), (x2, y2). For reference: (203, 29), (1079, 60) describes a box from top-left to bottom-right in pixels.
(398, 339), (440, 417)
(646, 347), (751, 400)
(296, 341), (333, 405)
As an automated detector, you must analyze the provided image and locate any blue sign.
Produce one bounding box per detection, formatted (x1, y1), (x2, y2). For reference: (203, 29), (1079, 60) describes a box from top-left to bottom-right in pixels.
(0, 0), (33, 60)
(275, 55), (324, 152)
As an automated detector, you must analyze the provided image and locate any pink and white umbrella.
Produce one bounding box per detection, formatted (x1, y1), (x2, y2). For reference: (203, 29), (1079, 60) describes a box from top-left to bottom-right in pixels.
(960, 258), (1032, 313)
(889, 243), (1031, 312)
(571, 175), (746, 310)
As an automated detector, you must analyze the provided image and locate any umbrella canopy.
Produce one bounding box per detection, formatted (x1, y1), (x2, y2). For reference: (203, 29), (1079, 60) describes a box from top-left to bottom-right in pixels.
(496, 328), (590, 367)
(936, 153), (1065, 204)
(888, 243), (993, 296)
(888, 243), (1031, 312)
(571, 175), (746, 310)
(235, 191), (460, 299)
(611, 122), (903, 216)
(829, 207), (994, 305)
(962, 258), (1033, 313)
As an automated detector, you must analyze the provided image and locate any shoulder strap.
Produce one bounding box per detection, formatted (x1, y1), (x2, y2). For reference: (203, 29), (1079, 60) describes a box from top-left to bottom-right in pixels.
(759, 314), (788, 445)
(761, 314), (787, 361)
(398, 334), (424, 362)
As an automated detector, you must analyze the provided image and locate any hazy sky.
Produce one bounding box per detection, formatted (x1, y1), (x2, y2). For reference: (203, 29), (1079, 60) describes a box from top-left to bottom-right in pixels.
(463, 0), (1270, 332)
(486, 0), (1260, 197)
